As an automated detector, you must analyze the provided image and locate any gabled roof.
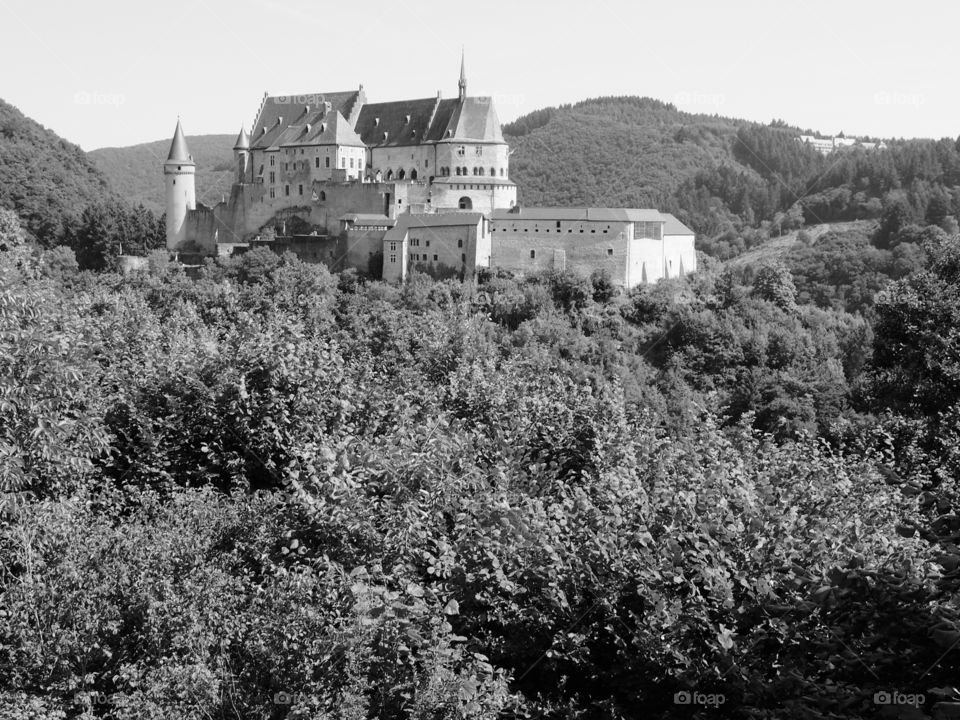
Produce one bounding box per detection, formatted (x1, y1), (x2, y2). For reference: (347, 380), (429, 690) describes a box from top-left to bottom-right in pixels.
(355, 97), (442, 147)
(384, 212), (484, 242)
(277, 110), (366, 148)
(250, 90), (362, 149)
(490, 208), (664, 222)
(356, 95), (505, 147)
(166, 119), (194, 164)
(661, 213), (695, 236)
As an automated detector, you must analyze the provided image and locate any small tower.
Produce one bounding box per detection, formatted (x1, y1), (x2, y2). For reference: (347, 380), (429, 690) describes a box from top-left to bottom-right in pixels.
(233, 125), (251, 183)
(163, 119), (196, 250)
(458, 49), (467, 102)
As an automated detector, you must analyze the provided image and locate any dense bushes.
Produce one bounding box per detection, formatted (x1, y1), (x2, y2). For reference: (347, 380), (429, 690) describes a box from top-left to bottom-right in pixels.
(2, 225), (960, 718)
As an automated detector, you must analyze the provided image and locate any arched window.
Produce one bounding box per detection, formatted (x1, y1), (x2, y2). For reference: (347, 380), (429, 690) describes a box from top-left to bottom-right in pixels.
(490, 167), (495, 176)
(319, 191), (326, 201)
(455, 167), (461, 176)
(478, 167), (485, 176)
(410, 169), (418, 180)
(386, 169), (393, 180)
(398, 169), (406, 179)
(458, 196), (472, 210)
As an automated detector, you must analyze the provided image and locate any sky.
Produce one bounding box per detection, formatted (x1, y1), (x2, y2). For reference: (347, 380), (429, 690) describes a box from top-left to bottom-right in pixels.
(1, 0), (956, 151)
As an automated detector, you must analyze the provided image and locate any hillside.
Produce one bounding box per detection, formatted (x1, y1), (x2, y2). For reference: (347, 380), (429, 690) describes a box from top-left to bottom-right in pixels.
(0, 97), (117, 243)
(89, 134), (235, 214)
(505, 96), (755, 208)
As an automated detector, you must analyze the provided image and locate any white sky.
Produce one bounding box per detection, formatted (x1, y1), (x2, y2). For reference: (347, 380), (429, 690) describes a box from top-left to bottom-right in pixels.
(1, 0), (955, 150)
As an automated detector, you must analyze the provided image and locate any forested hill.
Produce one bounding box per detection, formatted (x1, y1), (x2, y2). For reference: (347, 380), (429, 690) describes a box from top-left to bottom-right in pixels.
(89, 134), (235, 214)
(506, 96), (960, 252)
(0, 98), (117, 242)
(505, 96), (754, 210)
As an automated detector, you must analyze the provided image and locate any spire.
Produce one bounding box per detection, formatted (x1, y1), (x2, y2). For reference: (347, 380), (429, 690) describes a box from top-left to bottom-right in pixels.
(458, 48), (467, 101)
(166, 118), (194, 164)
(233, 124), (250, 150)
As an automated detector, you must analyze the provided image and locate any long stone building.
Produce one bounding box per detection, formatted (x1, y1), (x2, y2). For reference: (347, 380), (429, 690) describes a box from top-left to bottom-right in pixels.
(164, 56), (696, 288)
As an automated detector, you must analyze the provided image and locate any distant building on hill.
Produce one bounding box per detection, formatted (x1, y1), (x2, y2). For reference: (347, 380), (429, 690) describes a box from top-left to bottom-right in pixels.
(798, 134), (887, 155)
(163, 55), (697, 286)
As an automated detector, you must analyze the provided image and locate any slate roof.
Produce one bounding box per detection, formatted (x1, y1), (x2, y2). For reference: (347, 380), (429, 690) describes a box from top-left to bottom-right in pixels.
(250, 90), (362, 149)
(233, 126), (250, 150)
(355, 97), (442, 147)
(490, 208), (664, 222)
(166, 119), (194, 164)
(661, 213), (695, 236)
(356, 96), (504, 147)
(384, 212), (484, 242)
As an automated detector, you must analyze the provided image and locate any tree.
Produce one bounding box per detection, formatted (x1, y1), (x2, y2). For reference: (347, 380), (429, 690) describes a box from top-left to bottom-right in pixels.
(751, 261), (797, 310)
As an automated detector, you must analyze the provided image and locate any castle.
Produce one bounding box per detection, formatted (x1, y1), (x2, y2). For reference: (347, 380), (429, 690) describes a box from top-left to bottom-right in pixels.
(164, 56), (696, 287)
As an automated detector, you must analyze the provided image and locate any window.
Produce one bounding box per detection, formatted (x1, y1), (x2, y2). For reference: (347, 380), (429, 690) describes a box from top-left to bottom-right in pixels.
(270, 156), (275, 166)
(269, 188), (275, 198)
(457, 238), (463, 248)
(411, 238), (419, 247)
(390, 254), (396, 263)
(556, 221), (561, 229)
(425, 240), (430, 247)
(490, 167), (495, 176)
(457, 146), (465, 157)
(461, 253), (466, 263)
(325, 156), (330, 168)
(298, 184), (303, 195)
(458, 196), (472, 210)
(284, 185), (290, 196)
(350, 158), (354, 168)
(455, 167), (461, 176)
(284, 163), (288, 171)
(425, 159), (429, 167)
(341, 158), (346, 168)
(433, 254), (438, 261)
(319, 191), (325, 201)
(475, 146), (482, 156)
(500, 168), (504, 176)
(315, 157), (319, 168)
(530, 250), (536, 259)
(269, 171), (275, 183)
(607, 248), (614, 256)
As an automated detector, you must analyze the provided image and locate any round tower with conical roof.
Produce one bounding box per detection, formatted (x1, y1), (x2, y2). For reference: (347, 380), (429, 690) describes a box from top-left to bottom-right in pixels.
(164, 119), (196, 250)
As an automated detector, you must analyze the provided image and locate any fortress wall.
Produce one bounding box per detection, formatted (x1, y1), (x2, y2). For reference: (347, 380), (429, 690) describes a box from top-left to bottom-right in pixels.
(181, 205), (219, 255)
(491, 228), (631, 285)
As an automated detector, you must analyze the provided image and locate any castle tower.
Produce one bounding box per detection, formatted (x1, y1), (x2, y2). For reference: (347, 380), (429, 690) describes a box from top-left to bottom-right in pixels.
(233, 125), (250, 183)
(163, 119), (196, 250)
(458, 49), (467, 102)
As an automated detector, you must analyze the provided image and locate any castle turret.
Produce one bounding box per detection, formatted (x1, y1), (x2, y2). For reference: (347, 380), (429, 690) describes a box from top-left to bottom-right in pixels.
(233, 125), (250, 183)
(458, 49), (467, 102)
(163, 119), (195, 250)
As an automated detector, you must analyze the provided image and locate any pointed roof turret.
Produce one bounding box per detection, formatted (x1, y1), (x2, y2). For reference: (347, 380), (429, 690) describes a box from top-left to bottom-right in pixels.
(458, 48), (467, 101)
(233, 124), (250, 150)
(166, 119), (194, 164)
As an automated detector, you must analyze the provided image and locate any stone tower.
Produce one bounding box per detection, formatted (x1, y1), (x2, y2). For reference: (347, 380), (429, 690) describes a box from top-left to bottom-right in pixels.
(233, 125), (250, 183)
(164, 119), (196, 250)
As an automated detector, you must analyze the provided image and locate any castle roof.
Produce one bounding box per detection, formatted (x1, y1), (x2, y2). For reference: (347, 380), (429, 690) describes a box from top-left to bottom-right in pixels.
(661, 213), (695, 236)
(250, 90), (362, 150)
(233, 126), (250, 150)
(269, 109), (366, 148)
(490, 208), (664, 222)
(166, 119), (194, 164)
(384, 211), (484, 241)
(355, 96), (505, 147)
